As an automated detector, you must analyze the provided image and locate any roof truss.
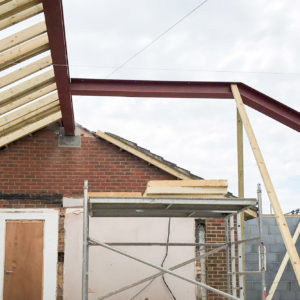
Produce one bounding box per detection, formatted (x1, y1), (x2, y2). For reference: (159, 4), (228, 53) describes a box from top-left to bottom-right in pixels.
(0, 0), (75, 148)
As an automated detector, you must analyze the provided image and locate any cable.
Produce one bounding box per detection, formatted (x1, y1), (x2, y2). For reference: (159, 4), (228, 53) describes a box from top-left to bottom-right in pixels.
(130, 217), (176, 300)
(105, 0), (210, 78)
(161, 217), (177, 300)
(54, 63), (300, 77)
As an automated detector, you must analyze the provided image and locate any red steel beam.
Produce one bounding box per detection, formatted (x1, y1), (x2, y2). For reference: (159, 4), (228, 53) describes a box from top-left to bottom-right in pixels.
(70, 78), (233, 99)
(42, 0), (75, 135)
(238, 83), (300, 132)
(70, 78), (300, 132)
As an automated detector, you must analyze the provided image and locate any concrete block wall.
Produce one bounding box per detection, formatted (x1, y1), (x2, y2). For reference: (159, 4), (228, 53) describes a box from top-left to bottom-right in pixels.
(245, 216), (300, 300)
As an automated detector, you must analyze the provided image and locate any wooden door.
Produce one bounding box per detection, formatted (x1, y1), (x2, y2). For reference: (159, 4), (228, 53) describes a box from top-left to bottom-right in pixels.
(3, 220), (44, 300)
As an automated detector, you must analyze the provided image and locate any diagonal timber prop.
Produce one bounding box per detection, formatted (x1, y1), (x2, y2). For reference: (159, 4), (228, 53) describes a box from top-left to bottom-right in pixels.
(231, 84), (300, 285)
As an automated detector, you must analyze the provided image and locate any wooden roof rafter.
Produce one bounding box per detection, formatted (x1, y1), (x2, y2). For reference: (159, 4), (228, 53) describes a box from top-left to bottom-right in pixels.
(0, 31), (49, 70)
(0, 0), (74, 148)
(0, 91), (59, 133)
(0, 109), (62, 147)
(0, 1), (43, 30)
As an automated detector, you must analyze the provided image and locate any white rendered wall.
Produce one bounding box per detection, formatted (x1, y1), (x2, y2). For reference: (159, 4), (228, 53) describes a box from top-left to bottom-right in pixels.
(64, 208), (196, 300)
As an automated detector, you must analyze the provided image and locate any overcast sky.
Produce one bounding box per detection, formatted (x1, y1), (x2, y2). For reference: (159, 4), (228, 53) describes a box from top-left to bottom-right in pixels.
(61, 0), (299, 213)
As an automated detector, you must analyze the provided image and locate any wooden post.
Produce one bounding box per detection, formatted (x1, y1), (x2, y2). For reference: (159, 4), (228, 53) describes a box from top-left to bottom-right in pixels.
(231, 84), (300, 285)
(237, 108), (246, 298)
(237, 109), (244, 198)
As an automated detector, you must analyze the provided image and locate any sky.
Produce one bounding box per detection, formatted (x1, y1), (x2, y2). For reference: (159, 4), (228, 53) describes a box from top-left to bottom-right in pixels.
(62, 0), (298, 212)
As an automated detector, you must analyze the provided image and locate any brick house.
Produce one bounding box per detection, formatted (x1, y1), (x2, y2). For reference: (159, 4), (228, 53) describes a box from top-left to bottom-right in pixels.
(1, 1), (299, 299)
(0, 123), (228, 299)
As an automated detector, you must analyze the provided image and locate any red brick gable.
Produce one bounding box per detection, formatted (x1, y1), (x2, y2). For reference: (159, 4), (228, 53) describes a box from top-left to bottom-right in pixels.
(0, 126), (175, 197)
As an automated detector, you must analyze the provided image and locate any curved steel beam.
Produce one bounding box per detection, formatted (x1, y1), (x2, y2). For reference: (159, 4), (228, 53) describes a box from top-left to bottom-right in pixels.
(70, 78), (300, 132)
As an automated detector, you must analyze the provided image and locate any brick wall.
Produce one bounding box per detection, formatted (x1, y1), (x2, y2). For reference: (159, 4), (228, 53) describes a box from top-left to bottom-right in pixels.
(0, 126), (174, 197)
(205, 218), (228, 300)
(0, 125), (228, 299)
(0, 125), (176, 299)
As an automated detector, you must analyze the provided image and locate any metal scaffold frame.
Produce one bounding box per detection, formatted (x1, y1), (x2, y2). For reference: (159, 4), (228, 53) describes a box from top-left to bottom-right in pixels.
(82, 180), (266, 300)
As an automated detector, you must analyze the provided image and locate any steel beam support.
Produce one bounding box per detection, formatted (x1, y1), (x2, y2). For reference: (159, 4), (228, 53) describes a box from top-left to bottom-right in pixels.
(71, 79), (232, 99)
(237, 212), (245, 299)
(82, 180), (89, 300)
(42, 0), (75, 135)
(230, 215), (237, 297)
(225, 216), (231, 295)
(70, 78), (300, 131)
(238, 84), (300, 132)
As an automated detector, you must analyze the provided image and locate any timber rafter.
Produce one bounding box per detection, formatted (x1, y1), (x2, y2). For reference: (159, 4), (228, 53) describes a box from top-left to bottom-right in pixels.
(0, 0), (74, 148)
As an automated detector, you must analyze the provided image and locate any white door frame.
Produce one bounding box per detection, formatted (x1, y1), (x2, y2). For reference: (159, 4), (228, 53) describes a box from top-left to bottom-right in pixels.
(0, 209), (59, 300)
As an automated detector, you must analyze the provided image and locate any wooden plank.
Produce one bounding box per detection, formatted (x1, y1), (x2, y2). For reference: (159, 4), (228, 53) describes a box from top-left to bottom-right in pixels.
(0, 82), (56, 114)
(0, 97), (59, 134)
(96, 130), (193, 180)
(0, 110), (61, 147)
(1, 104), (60, 136)
(0, 55), (52, 88)
(0, 99), (59, 133)
(231, 83), (300, 284)
(0, 91), (58, 127)
(147, 179), (228, 188)
(0, 21), (46, 53)
(3, 220), (44, 300)
(0, 69), (54, 104)
(0, 0), (40, 18)
(0, 2), (42, 30)
(144, 186), (228, 195)
(88, 192), (142, 198)
(143, 193), (226, 198)
(244, 209), (257, 219)
(0, 97), (59, 128)
(0, 33), (49, 71)
(267, 223), (300, 300)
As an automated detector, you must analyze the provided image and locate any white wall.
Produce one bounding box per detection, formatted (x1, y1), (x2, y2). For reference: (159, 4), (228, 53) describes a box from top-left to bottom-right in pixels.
(64, 208), (196, 300)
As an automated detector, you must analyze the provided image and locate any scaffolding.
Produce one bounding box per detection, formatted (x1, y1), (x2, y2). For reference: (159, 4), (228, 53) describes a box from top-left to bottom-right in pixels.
(82, 180), (266, 300)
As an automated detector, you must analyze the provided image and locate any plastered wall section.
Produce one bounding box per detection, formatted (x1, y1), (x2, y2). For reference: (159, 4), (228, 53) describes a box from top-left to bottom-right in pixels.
(64, 208), (196, 300)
